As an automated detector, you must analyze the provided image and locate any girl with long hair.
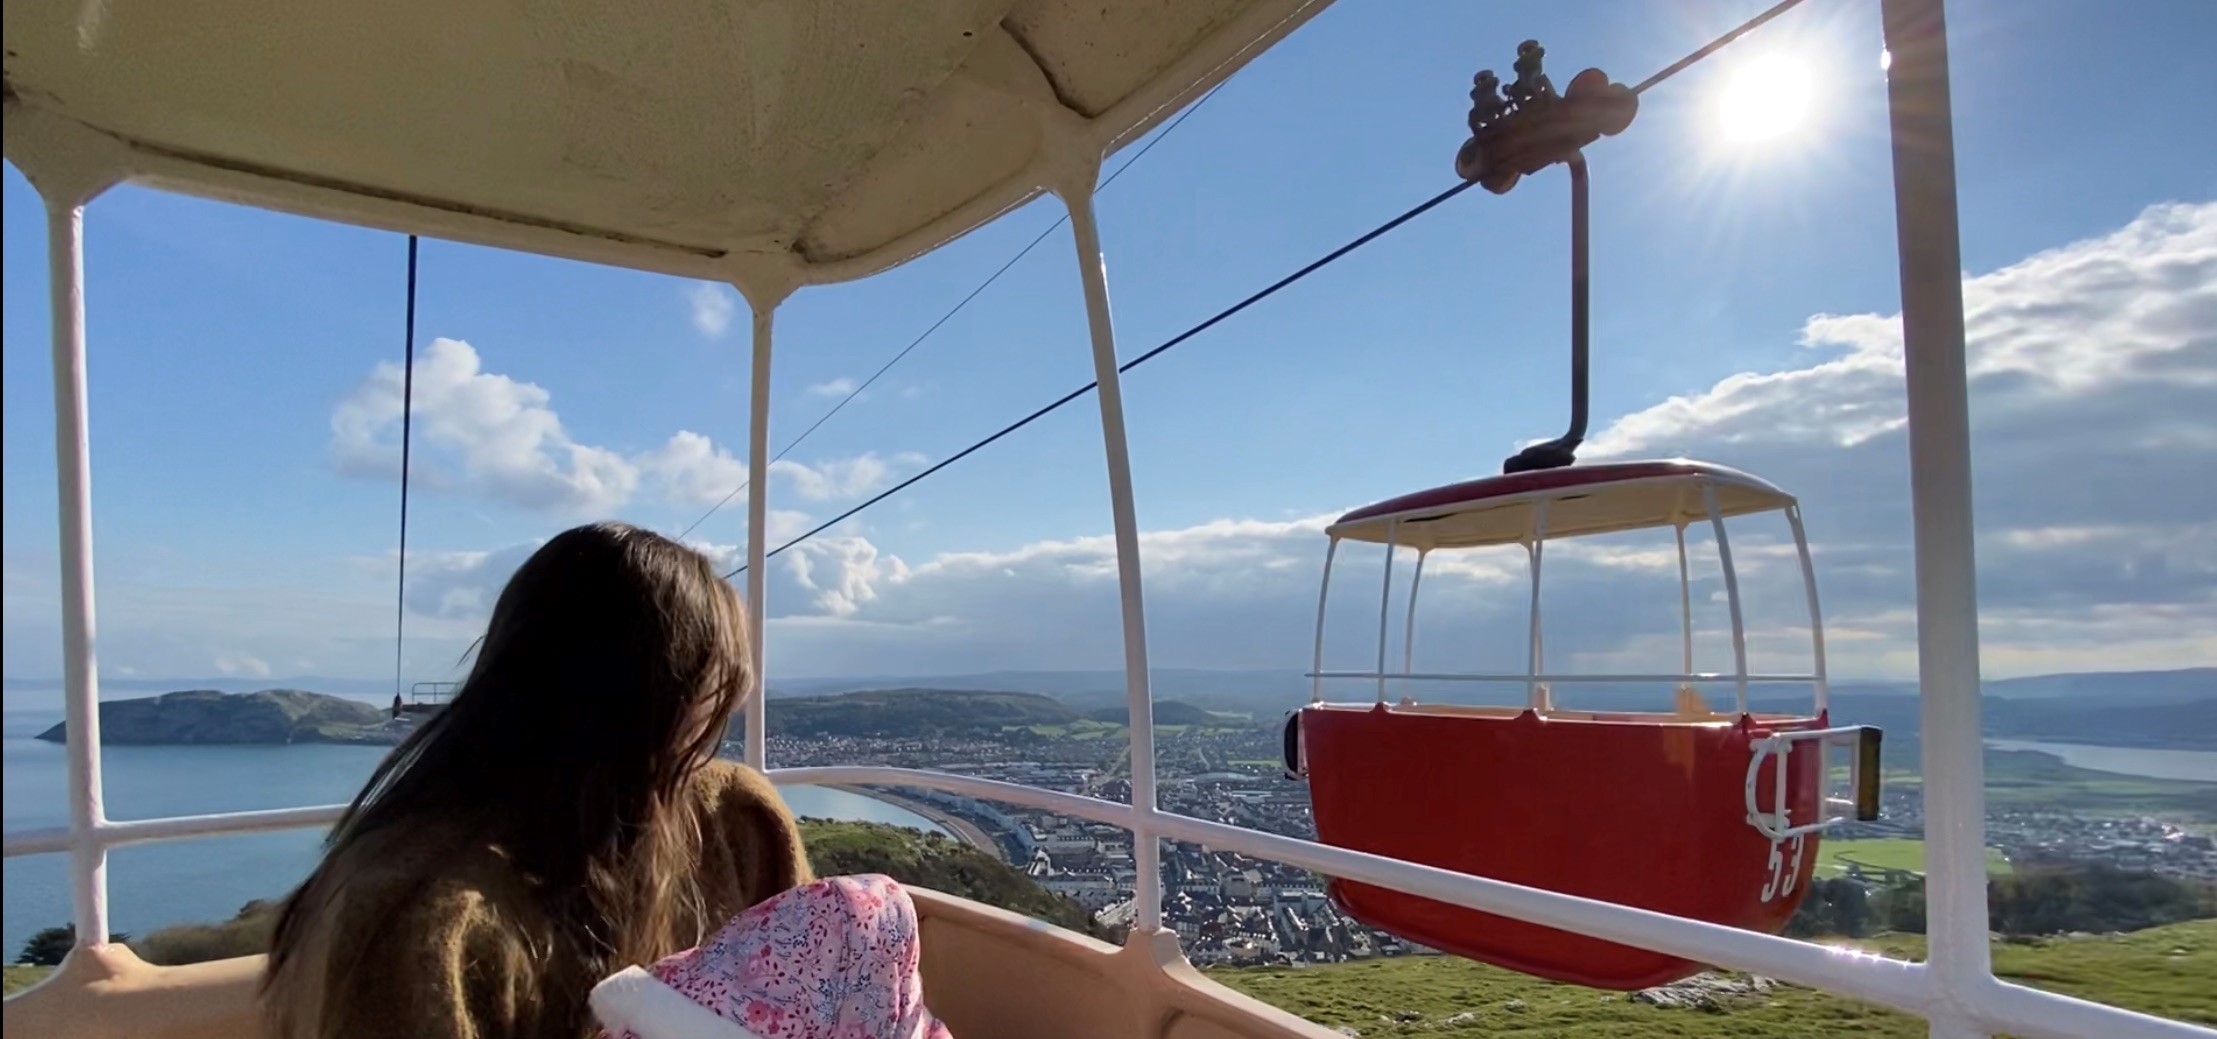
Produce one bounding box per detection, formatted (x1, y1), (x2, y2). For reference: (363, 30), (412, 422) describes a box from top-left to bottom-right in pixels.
(264, 523), (813, 1038)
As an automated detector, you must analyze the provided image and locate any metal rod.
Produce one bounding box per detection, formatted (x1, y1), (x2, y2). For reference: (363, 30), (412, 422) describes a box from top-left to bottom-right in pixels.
(1568, 155), (1588, 451)
(45, 197), (110, 949)
(1376, 522), (1398, 703)
(1310, 539), (1339, 703)
(1880, 0), (1995, 1014)
(1704, 483), (1750, 715)
(1060, 182), (1162, 932)
(1676, 522), (1694, 676)
(744, 301), (774, 770)
(1501, 157), (1589, 474)
(1402, 550), (1428, 686)
(1787, 506), (1830, 714)
(1525, 500), (1551, 709)
(393, 235), (419, 702)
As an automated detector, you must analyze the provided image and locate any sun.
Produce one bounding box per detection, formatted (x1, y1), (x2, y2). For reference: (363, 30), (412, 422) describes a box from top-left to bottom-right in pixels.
(1717, 53), (1813, 144)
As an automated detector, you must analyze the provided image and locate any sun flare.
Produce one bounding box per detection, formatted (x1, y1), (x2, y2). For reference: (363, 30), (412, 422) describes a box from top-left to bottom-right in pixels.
(1717, 53), (1813, 144)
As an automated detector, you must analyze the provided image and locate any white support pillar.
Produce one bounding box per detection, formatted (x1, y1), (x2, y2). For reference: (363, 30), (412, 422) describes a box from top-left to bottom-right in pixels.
(1880, 0), (1992, 1033)
(1675, 523), (1695, 676)
(1374, 522), (1398, 703)
(742, 296), (778, 770)
(1787, 506), (1831, 714)
(1056, 176), (1163, 933)
(1704, 483), (1751, 716)
(1309, 540), (1339, 703)
(45, 195), (111, 947)
(1402, 550), (1428, 681)
(1524, 500), (1551, 711)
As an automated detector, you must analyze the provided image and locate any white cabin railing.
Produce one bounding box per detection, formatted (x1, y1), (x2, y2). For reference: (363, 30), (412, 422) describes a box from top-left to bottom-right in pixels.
(3, 763), (2201, 1039)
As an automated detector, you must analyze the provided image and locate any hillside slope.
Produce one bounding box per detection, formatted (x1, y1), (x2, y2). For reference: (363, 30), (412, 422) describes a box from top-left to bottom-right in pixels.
(799, 820), (1099, 936)
(759, 689), (1077, 738)
(37, 689), (386, 745)
(1212, 921), (2215, 1036)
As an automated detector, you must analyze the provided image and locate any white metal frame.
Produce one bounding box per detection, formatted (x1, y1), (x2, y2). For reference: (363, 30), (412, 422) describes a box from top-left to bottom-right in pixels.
(3, 2), (2206, 1037)
(1310, 480), (1825, 712)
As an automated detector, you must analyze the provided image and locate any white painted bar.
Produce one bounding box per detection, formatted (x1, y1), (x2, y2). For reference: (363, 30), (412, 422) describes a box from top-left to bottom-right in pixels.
(1879, 0), (1995, 1032)
(1374, 522), (1397, 703)
(1787, 506), (1831, 713)
(1704, 482), (1751, 715)
(1524, 499), (1550, 710)
(1675, 522), (1694, 674)
(1058, 180), (1163, 932)
(1307, 671), (1821, 685)
(1401, 549), (1427, 680)
(742, 299), (775, 770)
(1309, 539), (1339, 703)
(45, 196), (111, 948)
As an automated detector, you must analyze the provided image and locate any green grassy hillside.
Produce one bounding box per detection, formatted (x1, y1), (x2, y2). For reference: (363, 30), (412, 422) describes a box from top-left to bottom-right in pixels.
(760, 689), (1077, 737)
(4, 964), (48, 996)
(1211, 920), (2216, 1035)
(799, 820), (1099, 936)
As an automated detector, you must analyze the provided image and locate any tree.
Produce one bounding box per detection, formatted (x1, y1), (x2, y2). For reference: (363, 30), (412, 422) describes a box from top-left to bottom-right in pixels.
(15, 925), (130, 966)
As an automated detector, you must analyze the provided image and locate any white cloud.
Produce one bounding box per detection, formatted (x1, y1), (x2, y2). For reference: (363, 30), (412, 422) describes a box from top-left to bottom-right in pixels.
(14, 204), (2210, 688)
(747, 202), (2217, 679)
(639, 431), (750, 508)
(770, 453), (921, 502)
(330, 338), (638, 515)
(808, 377), (859, 398)
(331, 340), (911, 515)
(213, 653), (271, 678)
(688, 282), (738, 338)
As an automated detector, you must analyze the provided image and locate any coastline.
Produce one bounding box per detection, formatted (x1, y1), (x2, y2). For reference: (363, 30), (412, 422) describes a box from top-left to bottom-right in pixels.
(828, 783), (1006, 862)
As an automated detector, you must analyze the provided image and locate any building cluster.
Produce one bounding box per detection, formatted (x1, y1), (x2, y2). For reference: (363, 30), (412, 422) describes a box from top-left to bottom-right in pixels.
(766, 714), (2213, 963)
(769, 721), (1428, 964)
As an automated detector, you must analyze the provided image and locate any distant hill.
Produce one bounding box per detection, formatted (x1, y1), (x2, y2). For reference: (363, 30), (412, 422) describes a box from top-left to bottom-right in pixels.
(766, 667), (2211, 716)
(757, 689), (1077, 738)
(36, 689), (389, 745)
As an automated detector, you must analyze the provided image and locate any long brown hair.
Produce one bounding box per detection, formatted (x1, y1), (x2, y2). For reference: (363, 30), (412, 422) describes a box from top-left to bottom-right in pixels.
(267, 523), (752, 994)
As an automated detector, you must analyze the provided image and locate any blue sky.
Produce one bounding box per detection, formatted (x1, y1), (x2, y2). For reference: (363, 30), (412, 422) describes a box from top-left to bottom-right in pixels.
(4, 0), (2214, 694)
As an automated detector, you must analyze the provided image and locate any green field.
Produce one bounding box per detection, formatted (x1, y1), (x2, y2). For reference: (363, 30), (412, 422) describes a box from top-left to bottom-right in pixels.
(4, 964), (49, 996)
(1815, 837), (2013, 878)
(1213, 920), (2216, 1035)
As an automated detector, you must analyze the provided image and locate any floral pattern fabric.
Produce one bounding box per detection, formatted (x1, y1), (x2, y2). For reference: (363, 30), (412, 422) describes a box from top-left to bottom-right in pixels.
(610, 874), (952, 1039)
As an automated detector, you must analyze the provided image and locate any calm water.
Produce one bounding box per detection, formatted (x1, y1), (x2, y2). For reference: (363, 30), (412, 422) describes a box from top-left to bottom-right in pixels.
(1, 709), (942, 956)
(1985, 738), (2217, 784)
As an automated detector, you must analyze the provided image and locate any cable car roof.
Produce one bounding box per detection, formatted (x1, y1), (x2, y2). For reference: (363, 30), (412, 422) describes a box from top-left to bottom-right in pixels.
(1, 0), (1326, 288)
(1328, 460), (1796, 550)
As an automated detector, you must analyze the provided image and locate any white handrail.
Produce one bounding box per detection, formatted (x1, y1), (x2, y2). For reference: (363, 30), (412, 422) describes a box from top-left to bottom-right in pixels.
(1306, 671), (1821, 685)
(2, 766), (2204, 1039)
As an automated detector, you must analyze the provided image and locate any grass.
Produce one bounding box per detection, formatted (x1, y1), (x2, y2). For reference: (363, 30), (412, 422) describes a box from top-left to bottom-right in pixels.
(1211, 920), (2216, 1036)
(1814, 838), (2013, 878)
(3, 964), (51, 997)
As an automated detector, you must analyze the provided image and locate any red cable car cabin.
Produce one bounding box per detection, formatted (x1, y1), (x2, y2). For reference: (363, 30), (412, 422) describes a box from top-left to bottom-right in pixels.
(1288, 460), (1882, 990)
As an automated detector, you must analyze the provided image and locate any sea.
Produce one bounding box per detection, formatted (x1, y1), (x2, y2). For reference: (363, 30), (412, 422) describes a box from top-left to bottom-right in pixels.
(1983, 739), (2217, 784)
(1, 708), (946, 956)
